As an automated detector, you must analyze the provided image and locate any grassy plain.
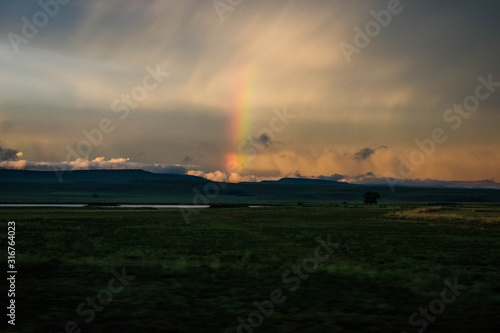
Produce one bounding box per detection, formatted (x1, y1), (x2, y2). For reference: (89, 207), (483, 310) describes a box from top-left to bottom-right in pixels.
(1, 205), (499, 332)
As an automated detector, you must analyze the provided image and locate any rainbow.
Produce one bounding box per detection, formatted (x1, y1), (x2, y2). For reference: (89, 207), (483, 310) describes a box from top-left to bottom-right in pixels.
(225, 68), (254, 172)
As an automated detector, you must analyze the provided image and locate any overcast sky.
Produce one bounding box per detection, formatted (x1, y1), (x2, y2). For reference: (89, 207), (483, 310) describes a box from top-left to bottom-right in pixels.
(1, 0), (499, 182)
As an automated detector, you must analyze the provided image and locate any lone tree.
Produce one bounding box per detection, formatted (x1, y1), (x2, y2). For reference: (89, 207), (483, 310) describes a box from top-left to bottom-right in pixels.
(363, 191), (381, 204)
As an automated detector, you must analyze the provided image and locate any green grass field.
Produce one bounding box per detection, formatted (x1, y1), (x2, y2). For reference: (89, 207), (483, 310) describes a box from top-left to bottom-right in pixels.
(1, 205), (500, 332)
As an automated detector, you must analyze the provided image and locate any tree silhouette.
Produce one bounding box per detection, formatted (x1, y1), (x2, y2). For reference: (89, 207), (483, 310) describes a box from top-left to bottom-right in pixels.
(363, 191), (380, 204)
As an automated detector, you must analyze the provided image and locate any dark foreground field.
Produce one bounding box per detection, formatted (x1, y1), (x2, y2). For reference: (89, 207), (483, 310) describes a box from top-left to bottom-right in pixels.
(1, 205), (500, 332)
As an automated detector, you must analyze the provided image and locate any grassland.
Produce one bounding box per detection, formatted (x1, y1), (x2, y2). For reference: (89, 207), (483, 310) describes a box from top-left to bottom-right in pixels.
(1, 205), (500, 332)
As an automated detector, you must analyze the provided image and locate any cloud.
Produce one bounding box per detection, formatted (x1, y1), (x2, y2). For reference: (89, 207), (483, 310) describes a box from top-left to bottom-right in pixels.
(0, 157), (186, 174)
(0, 144), (21, 161)
(316, 172), (377, 183)
(238, 133), (276, 153)
(292, 171), (305, 178)
(353, 147), (375, 160)
(317, 174), (346, 182)
(353, 145), (387, 160)
(255, 133), (273, 147)
(344, 173), (500, 189)
(187, 170), (278, 183)
(1, 1), (500, 182)
(316, 172), (500, 189)
(345, 172), (376, 182)
(1, 157), (498, 188)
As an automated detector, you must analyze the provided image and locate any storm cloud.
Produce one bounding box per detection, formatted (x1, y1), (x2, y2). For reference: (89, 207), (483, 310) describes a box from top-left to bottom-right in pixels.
(353, 146), (387, 161)
(256, 133), (272, 147)
(0, 144), (20, 161)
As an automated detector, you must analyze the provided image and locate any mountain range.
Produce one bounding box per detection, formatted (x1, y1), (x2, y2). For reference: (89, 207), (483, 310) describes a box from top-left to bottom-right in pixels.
(0, 169), (498, 204)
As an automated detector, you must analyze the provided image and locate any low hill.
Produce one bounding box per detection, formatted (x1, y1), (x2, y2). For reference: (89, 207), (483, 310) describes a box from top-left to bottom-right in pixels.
(0, 169), (499, 204)
(0, 168), (206, 183)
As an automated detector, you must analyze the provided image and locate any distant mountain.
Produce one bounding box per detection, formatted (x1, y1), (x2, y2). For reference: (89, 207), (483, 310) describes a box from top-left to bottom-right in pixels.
(1, 169), (498, 190)
(0, 168), (207, 183)
(356, 177), (500, 190)
(1, 169), (499, 204)
(258, 177), (499, 190)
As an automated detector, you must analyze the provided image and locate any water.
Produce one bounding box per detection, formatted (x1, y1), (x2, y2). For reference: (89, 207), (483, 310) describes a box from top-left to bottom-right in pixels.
(0, 204), (209, 208)
(0, 204), (87, 207)
(118, 205), (209, 209)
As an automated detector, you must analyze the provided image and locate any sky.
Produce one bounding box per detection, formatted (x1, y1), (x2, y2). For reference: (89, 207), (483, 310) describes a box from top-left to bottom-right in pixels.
(0, 0), (499, 183)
